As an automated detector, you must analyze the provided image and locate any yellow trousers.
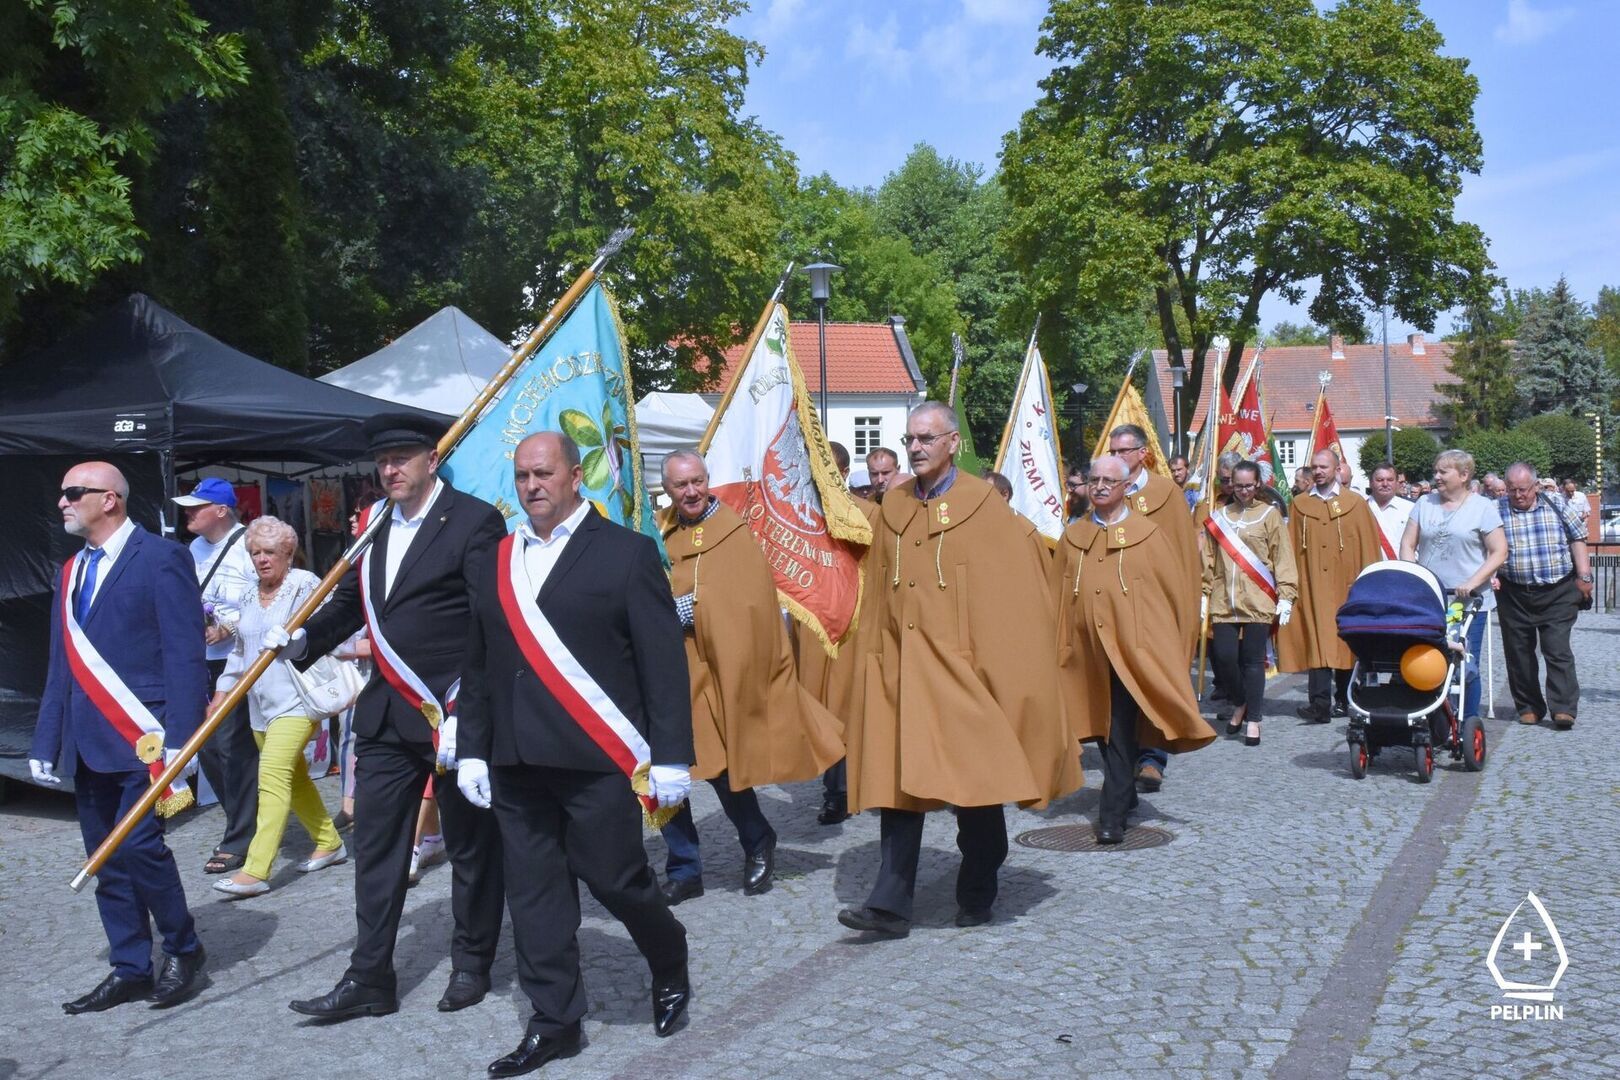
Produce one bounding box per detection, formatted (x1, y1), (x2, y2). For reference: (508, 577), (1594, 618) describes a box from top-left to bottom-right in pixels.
(244, 715), (341, 881)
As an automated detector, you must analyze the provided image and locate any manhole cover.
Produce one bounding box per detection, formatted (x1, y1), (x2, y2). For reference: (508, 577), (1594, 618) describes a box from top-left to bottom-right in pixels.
(1015, 824), (1173, 852)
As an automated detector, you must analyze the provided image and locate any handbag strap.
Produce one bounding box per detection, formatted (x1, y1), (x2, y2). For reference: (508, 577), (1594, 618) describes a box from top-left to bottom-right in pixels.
(199, 526), (246, 594)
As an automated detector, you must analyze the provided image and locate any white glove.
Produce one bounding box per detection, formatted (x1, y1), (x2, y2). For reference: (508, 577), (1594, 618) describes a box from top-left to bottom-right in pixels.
(164, 747), (198, 780)
(436, 714), (458, 771)
(263, 624), (308, 660)
(648, 764), (692, 809)
(1200, 595), (1209, 621)
(457, 758), (491, 809)
(1276, 599), (1294, 626)
(29, 758), (61, 785)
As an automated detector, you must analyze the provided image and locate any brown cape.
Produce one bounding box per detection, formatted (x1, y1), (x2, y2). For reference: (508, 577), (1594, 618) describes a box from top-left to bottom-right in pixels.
(796, 496), (879, 722)
(1276, 489), (1383, 671)
(846, 472), (1081, 813)
(1052, 513), (1217, 753)
(664, 502), (844, 790)
(1130, 472), (1201, 655)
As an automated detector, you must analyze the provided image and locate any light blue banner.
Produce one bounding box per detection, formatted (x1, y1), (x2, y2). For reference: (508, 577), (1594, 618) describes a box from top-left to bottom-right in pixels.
(441, 283), (662, 552)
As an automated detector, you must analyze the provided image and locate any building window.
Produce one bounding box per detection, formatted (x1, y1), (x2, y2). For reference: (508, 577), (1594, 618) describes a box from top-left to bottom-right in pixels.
(854, 416), (882, 456)
(1276, 440), (1296, 468)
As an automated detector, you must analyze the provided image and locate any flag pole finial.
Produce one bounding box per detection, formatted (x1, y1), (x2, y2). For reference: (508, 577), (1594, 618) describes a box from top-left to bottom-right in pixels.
(1318, 370), (1332, 392)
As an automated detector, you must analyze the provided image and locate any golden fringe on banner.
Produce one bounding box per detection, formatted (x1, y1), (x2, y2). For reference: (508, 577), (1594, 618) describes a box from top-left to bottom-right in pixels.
(1091, 377), (1173, 479)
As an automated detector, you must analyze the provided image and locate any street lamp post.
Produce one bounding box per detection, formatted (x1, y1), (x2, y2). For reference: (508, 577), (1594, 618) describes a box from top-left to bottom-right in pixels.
(1382, 305), (1394, 462)
(1170, 363), (1186, 459)
(1071, 381), (1089, 465)
(802, 262), (842, 426)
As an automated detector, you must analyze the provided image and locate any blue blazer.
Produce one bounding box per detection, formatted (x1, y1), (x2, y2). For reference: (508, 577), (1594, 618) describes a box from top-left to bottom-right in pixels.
(32, 524), (210, 777)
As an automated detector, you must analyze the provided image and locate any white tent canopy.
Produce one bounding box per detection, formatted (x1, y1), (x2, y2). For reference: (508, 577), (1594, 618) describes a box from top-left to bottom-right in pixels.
(319, 306), (511, 415)
(635, 391), (713, 490)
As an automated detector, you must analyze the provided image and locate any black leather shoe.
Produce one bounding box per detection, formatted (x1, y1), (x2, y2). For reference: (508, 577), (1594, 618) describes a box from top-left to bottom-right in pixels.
(743, 836), (775, 895)
(1332, 701), (1349, 718)
(836, 906), (911, 938)
(955, 908), (993, 928)
(487, 1026), (582, 1077)
(660, 877), (704, 906)
(817, 793), (850, 825)
(652, 968), (691, 1037)
(148, 944), (205, 1008)
(1095, 825), (1125, 845)
(63, 972), (152, 1015)
(289, 978), (399, 1020)
(1295, 704), (1329, 723)
(438, 969), (491, 1012)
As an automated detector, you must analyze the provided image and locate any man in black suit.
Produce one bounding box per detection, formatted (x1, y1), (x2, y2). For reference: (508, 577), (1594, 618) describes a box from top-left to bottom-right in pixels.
(274, 413), (508, 1020)
(457, 431), (693, 1077)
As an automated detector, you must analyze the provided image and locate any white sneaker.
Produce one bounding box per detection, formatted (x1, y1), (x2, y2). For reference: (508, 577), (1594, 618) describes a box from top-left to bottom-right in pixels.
(408, 835), (447, 887)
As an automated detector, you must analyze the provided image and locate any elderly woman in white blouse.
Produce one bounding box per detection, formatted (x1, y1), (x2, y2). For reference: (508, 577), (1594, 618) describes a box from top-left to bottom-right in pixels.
(211, 516), (345, 897)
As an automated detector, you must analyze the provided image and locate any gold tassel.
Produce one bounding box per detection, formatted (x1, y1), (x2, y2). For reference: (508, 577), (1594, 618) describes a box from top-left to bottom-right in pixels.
(1117, 544), (1128, 595)
(1071, 549), (1084, 596)
(156, 786), (194, 819)
(892, 532), (902, 588)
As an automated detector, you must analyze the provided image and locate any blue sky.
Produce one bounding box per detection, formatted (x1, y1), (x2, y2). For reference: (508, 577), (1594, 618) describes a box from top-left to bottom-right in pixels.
(731, 0), (1620, 337)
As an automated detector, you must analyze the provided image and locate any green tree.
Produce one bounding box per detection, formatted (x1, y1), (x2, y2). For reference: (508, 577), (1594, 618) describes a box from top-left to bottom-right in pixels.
(1001, 0), (1489, 421)
(1513, 277), (1611, 419)
(1359, 426), (1440, 481)
(1455, 429), (1550, 478)
(1512, 414), (1597, 484)
(1591, 285), (1620, 388)
(1266, 321), (1329, 347)
(0, 0), (247, 337)
(1438, 301), (1517, 435)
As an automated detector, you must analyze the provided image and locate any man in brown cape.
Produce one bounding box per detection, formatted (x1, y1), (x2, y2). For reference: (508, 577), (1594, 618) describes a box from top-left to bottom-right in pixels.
(1053, 455), (1216, 843)
(659, 450), (844, 905)
(1277, 449), (1383, 721)
(838, 403), (1079, 939)
(795, 441), (877, 826)
(1109, 423), (1200, 794)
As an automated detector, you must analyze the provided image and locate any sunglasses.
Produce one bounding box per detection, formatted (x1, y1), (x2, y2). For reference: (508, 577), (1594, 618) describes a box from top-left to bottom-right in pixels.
(61, 486), (112, 502)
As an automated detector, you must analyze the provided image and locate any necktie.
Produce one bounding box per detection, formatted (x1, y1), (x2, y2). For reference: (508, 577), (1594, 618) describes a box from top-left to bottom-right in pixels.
(76, 547), (105, 624)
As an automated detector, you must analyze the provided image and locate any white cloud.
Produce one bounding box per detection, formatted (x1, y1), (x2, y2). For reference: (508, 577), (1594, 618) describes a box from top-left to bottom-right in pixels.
(845, 15), (914, 82)
(1494, 0), (1575, 46)
(1459, 146), (1620, 204)
(960, 0), (1041, 25)
(760, 0), (807, 36)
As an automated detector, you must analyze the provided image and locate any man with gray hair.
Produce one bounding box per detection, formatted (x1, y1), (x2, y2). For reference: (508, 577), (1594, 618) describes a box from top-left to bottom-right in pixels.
(1496, 462), (1593, 729)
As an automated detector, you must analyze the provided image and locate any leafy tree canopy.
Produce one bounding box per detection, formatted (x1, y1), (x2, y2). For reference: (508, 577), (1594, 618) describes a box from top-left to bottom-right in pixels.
(1001, 0), (1489, 421)
(1512, 413), (1597, 484)
(1455, 428), (1550, 479)
(1359, 426), (1439, 481)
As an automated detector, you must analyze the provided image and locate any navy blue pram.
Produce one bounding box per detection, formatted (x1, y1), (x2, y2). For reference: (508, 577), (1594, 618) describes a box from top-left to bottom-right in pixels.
(1336, 562), (1487, 782)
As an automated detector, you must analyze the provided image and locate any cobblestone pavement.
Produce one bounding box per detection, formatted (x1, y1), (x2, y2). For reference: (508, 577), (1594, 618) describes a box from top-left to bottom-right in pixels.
(2, 615), (1614, 1079)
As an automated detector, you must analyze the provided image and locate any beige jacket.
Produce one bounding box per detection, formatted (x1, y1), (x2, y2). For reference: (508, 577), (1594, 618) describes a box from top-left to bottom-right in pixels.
(1201, 502), (1298, 623)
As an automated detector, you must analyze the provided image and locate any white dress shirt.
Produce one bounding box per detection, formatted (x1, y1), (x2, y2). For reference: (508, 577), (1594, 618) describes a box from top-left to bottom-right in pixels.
(1309, 481), (1342, 500)
(76, 516), (137, 609)
(516, 500), (591, 592)
(1369, 495), (1413, 556)
(383, 478), (444, 598)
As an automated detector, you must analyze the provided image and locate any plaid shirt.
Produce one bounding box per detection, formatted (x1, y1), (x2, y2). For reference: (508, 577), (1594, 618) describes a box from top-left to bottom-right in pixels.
(1496, 493), (1585, 586)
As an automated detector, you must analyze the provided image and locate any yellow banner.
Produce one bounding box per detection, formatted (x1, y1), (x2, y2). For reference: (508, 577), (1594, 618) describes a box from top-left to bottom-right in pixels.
(1091, 377), (1173, 478)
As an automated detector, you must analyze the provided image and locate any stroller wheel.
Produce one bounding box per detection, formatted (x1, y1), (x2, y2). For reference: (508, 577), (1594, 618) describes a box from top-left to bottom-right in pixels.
(1462, 716), (1487, 772)
(1414, 743), (1434, 784)
(1349, 740), (1369, 780)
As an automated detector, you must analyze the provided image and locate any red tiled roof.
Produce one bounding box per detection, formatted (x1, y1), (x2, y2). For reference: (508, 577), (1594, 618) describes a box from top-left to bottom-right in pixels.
(705, 321), (923, 395)
(1153, 340), (1460, 435)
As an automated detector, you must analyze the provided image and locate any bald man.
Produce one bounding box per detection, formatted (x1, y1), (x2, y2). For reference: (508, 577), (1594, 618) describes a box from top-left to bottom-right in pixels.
(33, 462), (209, 1012)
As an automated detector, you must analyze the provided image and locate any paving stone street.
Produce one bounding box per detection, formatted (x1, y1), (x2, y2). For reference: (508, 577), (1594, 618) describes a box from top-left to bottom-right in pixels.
(3, 613), (1615, 1079)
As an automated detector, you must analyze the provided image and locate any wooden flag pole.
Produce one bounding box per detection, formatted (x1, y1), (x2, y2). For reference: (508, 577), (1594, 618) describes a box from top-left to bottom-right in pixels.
(70, 228), (635, 892)
(1196, 339), (1224, 698)
(696, 262), (795, 455)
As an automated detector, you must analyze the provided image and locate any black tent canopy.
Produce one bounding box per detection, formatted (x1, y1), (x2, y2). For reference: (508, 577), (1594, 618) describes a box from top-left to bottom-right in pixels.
(0, 292), (449, 464)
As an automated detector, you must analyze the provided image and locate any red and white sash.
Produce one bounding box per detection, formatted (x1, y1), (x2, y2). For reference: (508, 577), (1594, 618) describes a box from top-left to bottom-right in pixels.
(1376, 526), (1397, 560)
(1205, 509), (1279, 603)
(358, 500), (444, 728)
(58, 556), (194, 815)
(494, 533), (659, 816)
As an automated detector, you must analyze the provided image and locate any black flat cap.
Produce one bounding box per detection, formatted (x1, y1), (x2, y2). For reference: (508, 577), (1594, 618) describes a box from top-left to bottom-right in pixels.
(362, 412), (449, 455)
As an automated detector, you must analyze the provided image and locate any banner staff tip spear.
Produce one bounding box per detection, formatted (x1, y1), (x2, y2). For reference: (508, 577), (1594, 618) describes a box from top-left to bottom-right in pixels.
(70, 223), (637, 893)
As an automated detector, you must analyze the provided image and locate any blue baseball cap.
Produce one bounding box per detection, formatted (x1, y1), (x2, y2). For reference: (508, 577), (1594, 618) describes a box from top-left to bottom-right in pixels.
(173, 477), (238, 508)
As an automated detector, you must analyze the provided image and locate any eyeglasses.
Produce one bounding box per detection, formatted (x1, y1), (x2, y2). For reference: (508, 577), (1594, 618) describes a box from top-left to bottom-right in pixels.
(900, 431), (957, 448)
(1232, 482), (1258, 491)
(1111, 444), (1146, 455)
(1088, 477), (1124, 490)
(61, 487), (111, 502)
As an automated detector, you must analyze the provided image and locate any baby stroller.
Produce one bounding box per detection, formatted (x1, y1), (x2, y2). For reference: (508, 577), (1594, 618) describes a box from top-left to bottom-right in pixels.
(1336, 562), (1487, 783)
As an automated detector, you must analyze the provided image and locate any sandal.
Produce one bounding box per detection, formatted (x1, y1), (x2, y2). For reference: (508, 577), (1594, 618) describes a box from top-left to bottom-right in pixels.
(204, 852), (245, 875)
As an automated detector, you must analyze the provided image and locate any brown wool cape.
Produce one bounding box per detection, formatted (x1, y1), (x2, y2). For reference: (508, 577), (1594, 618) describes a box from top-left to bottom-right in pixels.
(846, 472), (1081, 813)
(796, 496), (879, 721)
(1051, 513), (1217, 753)
(664, 503), (844, 791)
(1276, 489), (1383, 672)
(1130, 472), (1201, 655)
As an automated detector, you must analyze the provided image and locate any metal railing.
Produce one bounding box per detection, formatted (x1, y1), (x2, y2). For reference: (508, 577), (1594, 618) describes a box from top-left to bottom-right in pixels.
(1591, 552), (1620, 613)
